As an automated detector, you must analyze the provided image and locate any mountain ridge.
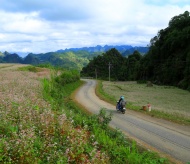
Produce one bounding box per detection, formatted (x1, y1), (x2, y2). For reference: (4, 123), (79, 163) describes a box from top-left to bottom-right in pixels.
(56, 44), (148, 54)
(0, 44), (148, 58)
(0, 45), (149, 70)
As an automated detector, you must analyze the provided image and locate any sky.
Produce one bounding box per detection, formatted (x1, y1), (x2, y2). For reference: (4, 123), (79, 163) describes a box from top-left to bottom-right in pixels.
(0, 0), (189, 54)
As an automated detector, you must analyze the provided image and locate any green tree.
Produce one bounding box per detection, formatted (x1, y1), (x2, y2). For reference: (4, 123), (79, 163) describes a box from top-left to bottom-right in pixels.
(139, 11), (190, 89)
(81, 48), (127, 80)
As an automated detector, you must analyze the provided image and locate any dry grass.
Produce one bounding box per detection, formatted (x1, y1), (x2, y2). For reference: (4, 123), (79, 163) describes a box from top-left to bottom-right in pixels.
(0, 63), (27, 70)
(102, 81), (190, 118)
(0, 64), (50, 107)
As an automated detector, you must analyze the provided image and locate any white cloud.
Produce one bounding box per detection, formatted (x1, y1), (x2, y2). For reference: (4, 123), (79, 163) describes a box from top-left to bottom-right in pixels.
(0, 11), (48, 34)
(0, 0), (189, 53)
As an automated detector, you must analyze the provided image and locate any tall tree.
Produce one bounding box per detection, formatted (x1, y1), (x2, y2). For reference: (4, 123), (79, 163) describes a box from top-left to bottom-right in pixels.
(81, 48), (127, 80)
(139, 11), (190, 90)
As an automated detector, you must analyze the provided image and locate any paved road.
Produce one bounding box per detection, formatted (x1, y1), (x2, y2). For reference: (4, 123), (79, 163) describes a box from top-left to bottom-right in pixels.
(75, 79), (190, 163)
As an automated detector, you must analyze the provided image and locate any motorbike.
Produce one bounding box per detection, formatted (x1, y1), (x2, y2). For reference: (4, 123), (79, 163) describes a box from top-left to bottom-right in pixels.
(116, 101), (126, 114)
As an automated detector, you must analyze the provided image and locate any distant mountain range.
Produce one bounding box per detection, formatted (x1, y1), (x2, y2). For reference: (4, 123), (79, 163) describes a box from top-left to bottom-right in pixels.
(56, 45), (148, 55)
(0, 45), (149, 70)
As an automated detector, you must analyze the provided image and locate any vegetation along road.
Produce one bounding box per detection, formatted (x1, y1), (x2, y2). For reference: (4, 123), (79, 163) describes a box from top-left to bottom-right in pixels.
(75, 79), (190, 164)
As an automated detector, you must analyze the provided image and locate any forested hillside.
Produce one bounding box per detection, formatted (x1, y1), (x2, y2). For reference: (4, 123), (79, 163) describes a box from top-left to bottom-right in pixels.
(142, 11), (190, 90)
(81, 48), (141, 81)
(81, 11), (190, 90)
(0, 51), (95, 70)
(30, 51), (92, 70)
(0, 45), (148, 70)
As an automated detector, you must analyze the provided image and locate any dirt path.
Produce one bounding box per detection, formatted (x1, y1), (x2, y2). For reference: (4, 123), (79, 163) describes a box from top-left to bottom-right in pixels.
(75, 79), (190, 164)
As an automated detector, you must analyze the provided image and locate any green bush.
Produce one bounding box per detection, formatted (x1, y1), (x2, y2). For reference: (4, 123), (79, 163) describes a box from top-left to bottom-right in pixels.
(137, 80), (147, 84)
(55, 70), (80, 86)
(18, 66), (38, 72)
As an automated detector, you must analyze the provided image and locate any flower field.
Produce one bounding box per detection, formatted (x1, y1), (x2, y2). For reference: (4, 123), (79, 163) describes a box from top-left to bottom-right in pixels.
(0, 64), (109, 163)
(0, 64), (169, 163)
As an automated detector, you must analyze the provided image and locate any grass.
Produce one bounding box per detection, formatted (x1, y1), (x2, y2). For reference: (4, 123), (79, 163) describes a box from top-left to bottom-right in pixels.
(0, 64), (14, 69)
(0, 64), (55, 163)
(0, 63), (28, 70)
(18, 65), (40, 72)
(62, 88), (169, 164)
(96, 80), (190, 125)
(0, 64), (169, 163)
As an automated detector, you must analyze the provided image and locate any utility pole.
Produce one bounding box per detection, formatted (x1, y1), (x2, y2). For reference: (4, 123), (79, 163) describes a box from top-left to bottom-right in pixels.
(95, 68), (97, 79)
(108, 62), (112, 81)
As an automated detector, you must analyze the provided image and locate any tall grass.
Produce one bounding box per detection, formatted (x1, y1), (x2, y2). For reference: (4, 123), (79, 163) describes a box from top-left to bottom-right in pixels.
(0, 65), (62, 163)
(97, 80), (190, 125)
(0, 64), (168, 163)
(42, 70), (168, 163)
(41, 69), (111, 163)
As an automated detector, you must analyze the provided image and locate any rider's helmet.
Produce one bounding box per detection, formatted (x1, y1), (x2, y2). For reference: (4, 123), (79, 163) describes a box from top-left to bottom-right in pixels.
(120, 96), (124, 100)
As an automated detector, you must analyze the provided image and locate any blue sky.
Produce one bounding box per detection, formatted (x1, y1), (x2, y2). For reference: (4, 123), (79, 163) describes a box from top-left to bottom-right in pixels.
(0, 0), (189, 54)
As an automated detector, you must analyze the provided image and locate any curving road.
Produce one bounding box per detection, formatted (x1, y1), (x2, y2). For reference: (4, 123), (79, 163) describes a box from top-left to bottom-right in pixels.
(75, 79), (190, 163)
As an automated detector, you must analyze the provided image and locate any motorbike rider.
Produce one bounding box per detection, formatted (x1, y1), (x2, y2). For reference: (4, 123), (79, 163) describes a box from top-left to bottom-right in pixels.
(117, 96), (126, 111)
